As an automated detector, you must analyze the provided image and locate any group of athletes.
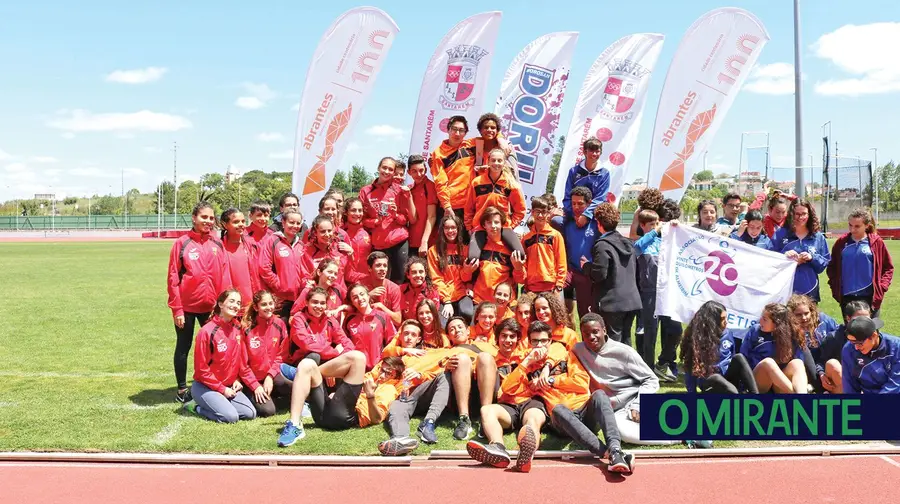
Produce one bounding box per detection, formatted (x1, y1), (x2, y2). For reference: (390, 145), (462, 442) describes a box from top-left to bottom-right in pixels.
(166, 112), (897, 475)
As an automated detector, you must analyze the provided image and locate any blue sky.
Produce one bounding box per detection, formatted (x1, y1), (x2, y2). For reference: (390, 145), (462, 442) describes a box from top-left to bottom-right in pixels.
(1, 0), (897, 202)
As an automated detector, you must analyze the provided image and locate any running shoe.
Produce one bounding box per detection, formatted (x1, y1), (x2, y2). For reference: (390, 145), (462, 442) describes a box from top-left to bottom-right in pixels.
(378, 436), (419, 456)
(654, 362), (677, 382)
(514, 425), (537, 473)
(277, 420), (305, 447)
(175, 387), (191, 403)
(280, 363), (297, 381)
(417, 419), (438, 444)
(453, 415), (473, 440)
(466, 440), (511, 468)
(608, 449), (632, 474)
(684, 439), (714, 449)
(182, 400), (200, 417)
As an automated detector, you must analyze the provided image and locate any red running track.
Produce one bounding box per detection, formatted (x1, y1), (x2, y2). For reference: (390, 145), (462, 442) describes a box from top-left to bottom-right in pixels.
(3, 455), (899, 504)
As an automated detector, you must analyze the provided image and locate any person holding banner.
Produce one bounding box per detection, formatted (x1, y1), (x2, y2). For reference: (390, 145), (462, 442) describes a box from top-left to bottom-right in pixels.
(841, 316), (900, 394)
(431, 116), (477, 239)
(730, 210), (773, 250)
(740, 303), (808, 394)
(465, 148), (527, 262)
(772, 199), (830, 303)
(358, 156), (417, 284)
(693, 200), (728, 236)
(680, 301), (758, 394)
(556, 138), (610, 231)
(826, 208), (894, 318)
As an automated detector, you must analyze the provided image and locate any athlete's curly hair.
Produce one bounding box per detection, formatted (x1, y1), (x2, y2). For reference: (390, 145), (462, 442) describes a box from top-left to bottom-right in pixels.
(787, 294), (821, 349)
(637, 188), (665, 214)
(533, 292), (572, 329)
(681, 301), (726, 378)
(764, 303), (806, 364)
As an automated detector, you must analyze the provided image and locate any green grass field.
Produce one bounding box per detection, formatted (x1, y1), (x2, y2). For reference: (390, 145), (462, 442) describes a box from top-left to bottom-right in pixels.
(0, 240), (896, 455)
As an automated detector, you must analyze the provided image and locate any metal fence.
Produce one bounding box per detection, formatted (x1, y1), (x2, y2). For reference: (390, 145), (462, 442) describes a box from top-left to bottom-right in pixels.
(0, 214), (192, 231)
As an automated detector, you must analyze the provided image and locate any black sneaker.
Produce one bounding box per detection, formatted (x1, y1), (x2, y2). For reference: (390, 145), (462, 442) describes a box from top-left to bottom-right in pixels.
(608, 449), (632, 474)
(176, 388), (191, 403)
(378, 436), (419, 456)
(654, 362), (676, 382)
(453, 415), (473, 440)
(466, 440), (511, 468)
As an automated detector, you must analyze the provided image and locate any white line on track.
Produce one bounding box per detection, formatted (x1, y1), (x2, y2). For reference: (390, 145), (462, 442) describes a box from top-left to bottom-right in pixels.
(879, 455), (900, 469)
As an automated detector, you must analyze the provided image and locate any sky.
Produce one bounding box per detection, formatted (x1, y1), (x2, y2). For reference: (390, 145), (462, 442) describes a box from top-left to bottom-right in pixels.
(1, 0), (898, 202)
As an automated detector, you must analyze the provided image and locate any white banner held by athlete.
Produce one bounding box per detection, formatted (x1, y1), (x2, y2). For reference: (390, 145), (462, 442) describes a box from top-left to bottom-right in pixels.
(655, 223), (796, 329)
(408, 11), (502, 160)
(494, 31), (578, 200)
(646, 8), (769, 202)
(292, 7), (400, 221)
(553, 33), (663, 206)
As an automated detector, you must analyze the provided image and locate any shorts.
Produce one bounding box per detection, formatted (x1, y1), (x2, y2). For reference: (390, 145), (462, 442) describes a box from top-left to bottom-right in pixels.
(307, 381), (363, 430)
(499, 398), (548, 430)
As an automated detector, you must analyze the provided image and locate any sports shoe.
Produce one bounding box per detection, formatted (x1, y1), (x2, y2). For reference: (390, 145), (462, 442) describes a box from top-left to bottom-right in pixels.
(608, 449), (632, 474)
(515, 425), (537, 473)
(280, 363), (297, 381)
(175, 387), (191, 403)
(417, 419), (438, 444)
(466, 440), (511, 468)
(182, 400), (200, 417)
(684, 439), (714, 449)
(378, 436), (419, 456)
(654, 362), (677, 382)
(277, 420), (305, 447)
(453, 415), (473, 440)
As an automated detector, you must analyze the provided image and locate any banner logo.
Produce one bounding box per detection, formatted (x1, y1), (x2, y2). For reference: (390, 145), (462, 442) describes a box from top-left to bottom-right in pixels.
(303, 103), (353, 195)
(441, 45), (488, 111)
(598, 59), (650, 122)
(504, 64), (561, 184)
(674, 234), (739, 298)
(659, 103), (716, 191)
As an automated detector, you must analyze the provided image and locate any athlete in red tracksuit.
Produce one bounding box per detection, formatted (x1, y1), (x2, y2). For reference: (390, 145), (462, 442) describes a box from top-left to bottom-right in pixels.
(358, 157), (416, 283)
(398, 257), (442, 322)
(167, 202), (231, 403)
(284, 288), (356, 366)
(343, 284), (397, 370)
(342, 198), (373, 285)
(257, 212), (305, 326)
(299, 216), (350, 290)
(189, 289), (257, 423)
(241, 291), (290, 417)
(220, 209), (261, 315)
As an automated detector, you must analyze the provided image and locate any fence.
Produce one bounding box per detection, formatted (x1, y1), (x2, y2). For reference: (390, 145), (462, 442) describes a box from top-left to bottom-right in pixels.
(0, 214), (192, 231)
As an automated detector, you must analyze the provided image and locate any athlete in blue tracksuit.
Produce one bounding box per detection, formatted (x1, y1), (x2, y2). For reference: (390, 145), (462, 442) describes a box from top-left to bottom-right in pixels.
(562, 186), (598, 319)
(841, 317), (900, 394)
(685, 329), (758, 394)
(772, 227), (830, 302)
(803, 312), (839, 393)
(560, 161), (610, 220)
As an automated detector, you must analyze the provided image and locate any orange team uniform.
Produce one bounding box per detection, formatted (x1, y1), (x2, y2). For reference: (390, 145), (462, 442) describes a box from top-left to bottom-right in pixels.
(464, 170), (527, 231)
(552, 326), (579, 350)
(355, 363), (403, 428)
(498, 342), (569, 405)
(431, 138), (477, 211)
(428, 243), (472, 304)
(522, 226), (567, 293)
(495, 306), (515, 325)
(538, 349), (592, 412)
(381, 334), (451, 358)
(494, 345), (526, 374)
(473, 237), (526, 303)
(445, 340), (499, 376)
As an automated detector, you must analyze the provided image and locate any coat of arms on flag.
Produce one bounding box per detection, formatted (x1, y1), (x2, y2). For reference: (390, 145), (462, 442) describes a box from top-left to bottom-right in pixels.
(440, 44), (488, 111)
(600, 58), (651, 119)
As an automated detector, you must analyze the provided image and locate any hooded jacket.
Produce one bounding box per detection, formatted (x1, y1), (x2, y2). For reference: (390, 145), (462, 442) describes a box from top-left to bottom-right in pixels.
(584, 229), (641, 313)
(826, 232), (894, 310)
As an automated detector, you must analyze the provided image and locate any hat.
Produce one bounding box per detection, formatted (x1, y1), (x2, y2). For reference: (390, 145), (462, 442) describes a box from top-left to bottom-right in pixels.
(846, 316), (884, 341)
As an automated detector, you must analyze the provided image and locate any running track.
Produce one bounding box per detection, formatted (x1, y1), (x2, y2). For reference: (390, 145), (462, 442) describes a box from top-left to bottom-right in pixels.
(4, 455), (899, 504)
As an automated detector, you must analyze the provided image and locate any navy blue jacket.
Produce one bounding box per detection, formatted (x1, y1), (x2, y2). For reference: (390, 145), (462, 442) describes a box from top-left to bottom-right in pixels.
(841, 333), (900, 394)
(563, 216), (597, 274)
(561, 162), (610, 219)
(685, 329), (738, 393)
(804, 313), (839, 377)
(740, 324), (804, 369)
(730, 230), (774, 251)
(772, 228), (830, 301)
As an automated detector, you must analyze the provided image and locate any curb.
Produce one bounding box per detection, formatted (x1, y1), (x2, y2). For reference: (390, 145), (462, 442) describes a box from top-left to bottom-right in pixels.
(0, 452), (411, 467)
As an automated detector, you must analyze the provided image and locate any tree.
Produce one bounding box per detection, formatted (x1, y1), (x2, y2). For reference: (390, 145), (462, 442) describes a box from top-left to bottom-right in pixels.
(200, 173), (225, 201)
(63, 197), (78, 205)
(330, 170), (352, 194)
(94, 195), (122, 215)
(349, 164), (372, 193)
(546, 135), (565, 193)
(694, 170), (714, 182)
(153, 181), (177, 213)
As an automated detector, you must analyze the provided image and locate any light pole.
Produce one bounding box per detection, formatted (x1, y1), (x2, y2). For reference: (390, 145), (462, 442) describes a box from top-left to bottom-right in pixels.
(871, 147), (878, 221)
(794, 0), (805, 198)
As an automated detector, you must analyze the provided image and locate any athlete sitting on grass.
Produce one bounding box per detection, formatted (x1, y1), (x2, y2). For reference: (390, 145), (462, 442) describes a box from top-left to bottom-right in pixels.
(444, 316), (499, 440)
(277, 349), (403, 447)
(681, 301), (759, 395)
(740, 303), (808, 394)
(466, 321), (565, 472)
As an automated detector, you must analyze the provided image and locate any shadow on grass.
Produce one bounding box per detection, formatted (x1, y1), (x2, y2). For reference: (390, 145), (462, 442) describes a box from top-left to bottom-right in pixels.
(130, 387), (179, 406)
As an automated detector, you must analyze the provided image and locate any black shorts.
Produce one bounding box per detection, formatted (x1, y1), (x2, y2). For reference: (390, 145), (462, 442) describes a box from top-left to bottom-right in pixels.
(307, 381), (363, 430)
(499, 398), (548, 430)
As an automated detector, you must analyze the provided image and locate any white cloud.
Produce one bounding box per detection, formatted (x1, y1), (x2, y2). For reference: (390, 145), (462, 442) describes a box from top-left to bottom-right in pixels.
(745, 63), (796, 95)
(235, 97), (265, 110)
(123, 167), (146, 176)
(268, 150), (293, 159)
(30, 156), (58, 163)
(813, 22), (900, 96)
(365, 124), (404, 139)
(105, 67), (168, 84)
(5, 162), (27, 173)
(69, 167), (107, 177)
(143, 146), (162, 153)
(44, 168), (63, 176)
(0, 149), (12, 160)
(48, 109), (192, 132)
(256, 132), (285, 142)
(116, 133), (136, 140)
(347, 142), (360, 152)
(236, 82), (277, 110)
(61, 132), (76, 140)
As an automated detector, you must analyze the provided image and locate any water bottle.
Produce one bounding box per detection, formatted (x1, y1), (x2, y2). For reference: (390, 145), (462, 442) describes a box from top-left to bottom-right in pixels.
(400, 379), (411, 401)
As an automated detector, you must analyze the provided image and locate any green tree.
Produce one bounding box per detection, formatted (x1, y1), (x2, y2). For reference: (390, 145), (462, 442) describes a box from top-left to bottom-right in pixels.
(546, 135), (565, 193)
(694, 170), (714, 181)
(63, 196), (78, 205)
(153, 181), (176, 213)
(330, 170), (352, 194)
(94, 195), (122, 215)
(349, 164), (372, 193)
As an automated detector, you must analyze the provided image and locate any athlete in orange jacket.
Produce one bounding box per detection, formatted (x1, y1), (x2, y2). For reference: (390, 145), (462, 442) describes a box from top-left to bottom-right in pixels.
(472, 207), (526, 303)
(522, 196), (567, 294)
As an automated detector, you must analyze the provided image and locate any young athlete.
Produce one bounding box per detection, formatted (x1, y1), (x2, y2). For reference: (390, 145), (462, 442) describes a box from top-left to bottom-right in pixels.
(342, 197), (373, 286)
(532, 292), (578, 350)
(300, 215), (350, 289)
(444, 316), (499, 441)
(772, 199), (831, 302)
(406, 154), (438, 256)
(431, 115), (478, 240)
(167, 201), (231, 402)
(240, 290), (291, 417)
(308, 195), (352, 252)
(694, 200), (724, 235)
(258, 210), (304, 326)
(841, 316), (900, 394)
(245, 200), (273, 246)
(563, 186), (598, 320)
(358, 156), (416, 283)
(343, 283), (397, 370)
(284, 287), (355, 366)
(788, 294), (838, 392)
(471, 301), (499, 344)
(292, 258), (346, 322)
(558, 137), (611, 228)
(515, 293), (536, 343)
(763, 196), (789, 239)
(465, 148), (527, 262)
(362, 251), (403, 323)
(521, 196), (567, 297)
(827, 208), (894, 317)
(428, 214), (476, 326)
(730, 210), (773, 250)
(472, 207), (527, 303)
(183, 289), (256, 423)
(276, 350), (398, 446)
(220, 208), (260, 314)
(399, 256), (441, 322)
(740, 303), (808, 393)
(815, 300), (872, 393)
(492, 282), (515, 323)
(681, 301), (759, 394)
(270, 192), (305, 237)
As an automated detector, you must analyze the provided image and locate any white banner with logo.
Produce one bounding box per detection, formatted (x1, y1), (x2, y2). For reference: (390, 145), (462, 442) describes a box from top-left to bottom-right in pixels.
(494, 31), (578, 200)
(646, 8), (769, 202)
(655, 223), (796, 329)
(408, 11), (502, 160)
(291, 7), (399, 220)
(553, 33), (663, 206)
